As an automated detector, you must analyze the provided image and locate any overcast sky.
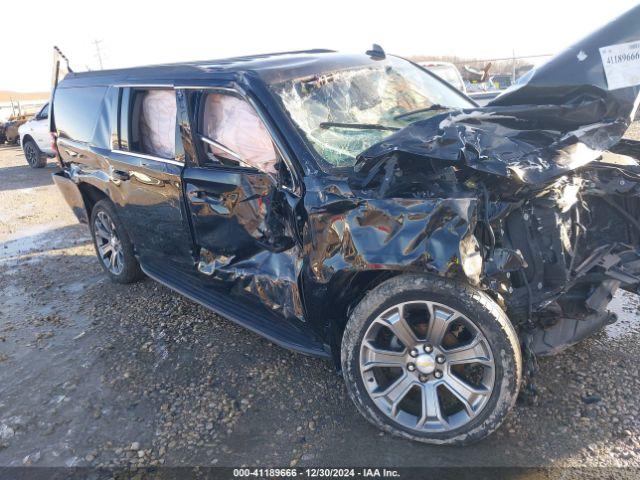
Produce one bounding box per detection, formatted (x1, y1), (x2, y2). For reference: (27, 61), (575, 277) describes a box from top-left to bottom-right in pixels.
(3, 0), (638, 92)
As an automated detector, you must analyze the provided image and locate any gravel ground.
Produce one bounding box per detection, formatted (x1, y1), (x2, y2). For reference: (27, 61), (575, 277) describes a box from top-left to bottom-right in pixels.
(1, 129), (640, 471)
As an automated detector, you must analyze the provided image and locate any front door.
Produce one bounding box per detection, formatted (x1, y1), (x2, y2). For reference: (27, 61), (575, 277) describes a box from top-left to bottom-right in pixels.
(181, 88), (305, 321)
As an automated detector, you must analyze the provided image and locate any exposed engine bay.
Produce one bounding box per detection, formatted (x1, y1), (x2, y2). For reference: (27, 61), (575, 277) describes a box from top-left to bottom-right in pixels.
(346, 139), (640, 355)
(485, 154), (640, 355)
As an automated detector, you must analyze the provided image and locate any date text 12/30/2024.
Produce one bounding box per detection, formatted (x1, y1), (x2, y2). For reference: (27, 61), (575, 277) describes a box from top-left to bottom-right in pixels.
(232, 468), (401, 478)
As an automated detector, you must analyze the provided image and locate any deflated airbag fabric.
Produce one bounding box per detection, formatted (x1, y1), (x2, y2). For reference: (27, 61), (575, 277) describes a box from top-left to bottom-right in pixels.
(139, 89), (177, 159)
(203, 93), (278, 174)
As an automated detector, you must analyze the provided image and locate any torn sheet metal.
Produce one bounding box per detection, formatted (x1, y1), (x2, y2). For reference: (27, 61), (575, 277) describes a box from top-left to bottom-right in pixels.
(186, 168), (303, 320)
(303, 190), (483, 285)
(198, 246), (304, 320)
(356, 5), (640, 186)
(195, 186), (483, 320)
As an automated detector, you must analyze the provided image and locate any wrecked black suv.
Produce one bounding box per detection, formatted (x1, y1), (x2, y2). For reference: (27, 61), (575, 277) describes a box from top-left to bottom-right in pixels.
(52, 6), (640, 444)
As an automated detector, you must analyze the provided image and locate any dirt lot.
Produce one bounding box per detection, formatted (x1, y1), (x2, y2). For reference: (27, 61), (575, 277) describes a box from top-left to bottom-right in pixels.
(1, 133), (640, 471)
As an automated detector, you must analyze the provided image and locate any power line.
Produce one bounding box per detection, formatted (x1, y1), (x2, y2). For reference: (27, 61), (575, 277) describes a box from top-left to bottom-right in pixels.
(450, 53), (552, 65)
(92, 39), (104, 70)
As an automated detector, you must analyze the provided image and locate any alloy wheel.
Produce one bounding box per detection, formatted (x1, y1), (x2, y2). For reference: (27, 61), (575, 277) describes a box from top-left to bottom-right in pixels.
(93, 210), (125, 276)
(25, 142), (38, 166)
(359, 301), (495, 433)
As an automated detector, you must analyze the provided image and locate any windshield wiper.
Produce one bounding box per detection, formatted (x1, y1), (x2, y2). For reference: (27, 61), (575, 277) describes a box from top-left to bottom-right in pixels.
(393, 104), (449, 120)
(319, 122), (400, 132)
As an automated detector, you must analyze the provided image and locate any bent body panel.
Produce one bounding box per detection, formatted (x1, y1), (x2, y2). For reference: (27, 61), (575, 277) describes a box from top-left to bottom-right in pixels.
(52, 171), (89, 224)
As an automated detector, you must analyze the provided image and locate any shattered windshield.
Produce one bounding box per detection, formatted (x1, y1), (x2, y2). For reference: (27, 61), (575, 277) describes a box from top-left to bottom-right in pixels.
(270, 56), (474, 170)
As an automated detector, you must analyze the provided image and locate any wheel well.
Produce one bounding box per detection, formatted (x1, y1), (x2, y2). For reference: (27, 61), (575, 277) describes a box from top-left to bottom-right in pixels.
(325, 270), (400, 368)
(21, 134), (34, 147)
(78, 183), (109, 218)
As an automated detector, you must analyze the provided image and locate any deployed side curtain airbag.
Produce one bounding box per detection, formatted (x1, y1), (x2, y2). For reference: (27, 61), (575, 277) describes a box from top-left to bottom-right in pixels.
(139, 90), (177, 159)
(203, 94), (277, 174)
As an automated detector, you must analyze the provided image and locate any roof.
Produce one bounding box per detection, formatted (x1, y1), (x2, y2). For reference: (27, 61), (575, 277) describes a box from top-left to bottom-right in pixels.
(58, 50), (388, 88)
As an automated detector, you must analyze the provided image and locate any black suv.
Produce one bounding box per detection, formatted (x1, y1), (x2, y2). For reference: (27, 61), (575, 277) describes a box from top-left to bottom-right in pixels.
(51, 6), (640, 445)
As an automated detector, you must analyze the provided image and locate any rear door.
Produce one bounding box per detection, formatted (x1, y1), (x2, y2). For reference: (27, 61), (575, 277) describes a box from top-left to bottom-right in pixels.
(109, 86), (194, 269)
(181, 88), (305, 320)
(54, 84), (194, 270)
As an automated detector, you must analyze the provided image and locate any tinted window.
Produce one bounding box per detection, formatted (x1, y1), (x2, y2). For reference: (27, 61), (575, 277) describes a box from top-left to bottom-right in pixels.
(54, 87), (108, 143)
(93, 87), (118, 150)
(128, 89), (177, 159)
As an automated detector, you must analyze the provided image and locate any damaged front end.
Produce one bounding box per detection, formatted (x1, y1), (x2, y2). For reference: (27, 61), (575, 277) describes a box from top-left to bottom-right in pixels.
(346, 5), (640, 355)
(480, 163), (640, 355)
(180, 6), (640, 362)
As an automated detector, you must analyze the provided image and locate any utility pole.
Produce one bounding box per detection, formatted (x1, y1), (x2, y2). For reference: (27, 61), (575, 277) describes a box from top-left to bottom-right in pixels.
(93, 39), (104, 70)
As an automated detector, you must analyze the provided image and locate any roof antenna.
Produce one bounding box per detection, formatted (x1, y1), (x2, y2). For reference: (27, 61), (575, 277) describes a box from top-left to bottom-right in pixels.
(366, 44), (386, 60)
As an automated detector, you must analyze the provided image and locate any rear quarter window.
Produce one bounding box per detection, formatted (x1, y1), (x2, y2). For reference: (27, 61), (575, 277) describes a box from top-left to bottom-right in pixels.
(54, 86), (108, 144)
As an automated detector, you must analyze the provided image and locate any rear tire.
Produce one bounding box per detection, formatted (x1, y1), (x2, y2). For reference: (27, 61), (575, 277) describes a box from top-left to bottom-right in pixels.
(23, 139), (46, 168)
(90, 199), (144, 284)
(341, 274), (521, 445)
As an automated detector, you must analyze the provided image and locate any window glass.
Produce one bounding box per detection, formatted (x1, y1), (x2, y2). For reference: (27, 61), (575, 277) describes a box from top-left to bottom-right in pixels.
(130, 89), (176, 159)
(39, 103), (49, 119)
(92, 87), (118, 149)
(427, 65), (464, 91)
(201, 93), (277, 174)
(54, 86), (108, 144)
(270, 56), (474, 171)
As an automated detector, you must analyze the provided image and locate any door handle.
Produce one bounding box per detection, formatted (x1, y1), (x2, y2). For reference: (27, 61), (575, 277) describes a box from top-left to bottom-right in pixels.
(187, 190), (206, 204)
(188, 190), (222, 203)
(111, 170), (130, 181)
(188, 190), (229, 215)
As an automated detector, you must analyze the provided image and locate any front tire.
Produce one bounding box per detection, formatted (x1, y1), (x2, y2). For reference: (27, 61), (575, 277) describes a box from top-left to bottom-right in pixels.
(341, 274), (521, 445)
(23, 139), (46, 168)
(90, 200), (144, 284)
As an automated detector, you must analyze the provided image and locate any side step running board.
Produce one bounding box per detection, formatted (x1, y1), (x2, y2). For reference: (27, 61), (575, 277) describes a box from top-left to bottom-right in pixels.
(141, 262), (330, 359)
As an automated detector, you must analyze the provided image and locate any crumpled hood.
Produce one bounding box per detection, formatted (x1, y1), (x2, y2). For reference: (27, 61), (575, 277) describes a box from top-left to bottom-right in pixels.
(356, 4), (640, 186)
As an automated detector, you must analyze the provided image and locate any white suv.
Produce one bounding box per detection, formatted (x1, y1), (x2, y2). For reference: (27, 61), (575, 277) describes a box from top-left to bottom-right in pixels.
(18, 103), (55, 168)
(420, 61), (467, 94)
